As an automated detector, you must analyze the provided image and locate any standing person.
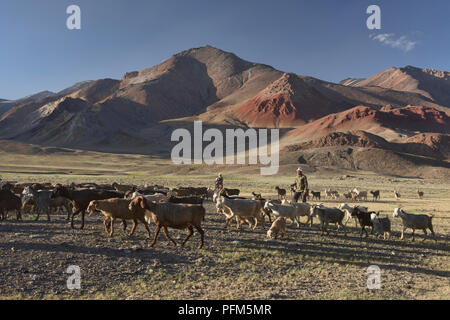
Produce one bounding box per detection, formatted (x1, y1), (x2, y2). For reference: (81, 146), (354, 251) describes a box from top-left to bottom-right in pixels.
(292, 167), (308, 203)
(215, 173), (224, 191)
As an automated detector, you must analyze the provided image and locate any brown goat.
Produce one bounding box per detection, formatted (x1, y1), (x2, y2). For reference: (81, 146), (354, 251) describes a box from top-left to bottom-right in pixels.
(87, 198), (151, 238)
(0, 190), (22, 220)
(130, 196), (205, 249)
(267, 217), (287, 239)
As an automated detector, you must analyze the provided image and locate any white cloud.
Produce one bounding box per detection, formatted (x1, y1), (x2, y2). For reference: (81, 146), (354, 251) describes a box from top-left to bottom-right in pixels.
(369, 33), (417, 52)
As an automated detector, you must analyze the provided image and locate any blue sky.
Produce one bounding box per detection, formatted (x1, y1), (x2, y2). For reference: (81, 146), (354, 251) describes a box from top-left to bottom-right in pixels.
(1, 0), (449, 100)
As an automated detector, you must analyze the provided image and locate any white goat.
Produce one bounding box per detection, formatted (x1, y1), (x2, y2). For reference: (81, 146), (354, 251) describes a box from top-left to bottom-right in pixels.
(310, 205), (346, 236)
(217, 196), (265, 230)
(393, 208), (436, 242)
(370, 212), (391, 240)
(264, 201), (311, 228)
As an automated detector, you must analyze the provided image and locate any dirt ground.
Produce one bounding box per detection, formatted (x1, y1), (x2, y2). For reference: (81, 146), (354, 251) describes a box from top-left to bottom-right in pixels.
(0, 198), (448, 300)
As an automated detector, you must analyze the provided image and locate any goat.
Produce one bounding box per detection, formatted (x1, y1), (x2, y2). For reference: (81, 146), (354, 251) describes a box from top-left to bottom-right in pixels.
(213, 190), (246, 204)
(0, 190), (22, 220)
(324, 189), (333, 199)
(251, 195), (273, 224)
(206, 188), (215, 201)
(51, 185), (124, 229)
(87, 198), (151, 238)
(310, 191), (321, 201)
(264, 201), (311, 228)
(252, 192), (262, 200)
(48, 196), (73, 220)
(275, 186), (286, 200)
(310, 205), (346, 236)
(168, 196), (203, 205)
(251, 194), (273, 224)
(216, 202), (256, 229)
(131, 196), (205, 248)
(393, 208), (436, 242)
(222, 188), (240, 197)
(417, 190), (424, 199)
(339, 203), (368, 228)
(341, 192), (350, 200)
(217, 196), (265, 230)
(112, 182), (134, 193)
(370, 212), (391, 240)
(289, 184), (296, 198)
(330, 190), (340, 200)
(126, 191), (167, 203)
(352, 188), (368, 201)
(267, 217), (287, 239)
(394, 190), (401, 201)
(22, 186), (52, 221)
(351, 208), (374, 238)
(370, 190), (380, 201)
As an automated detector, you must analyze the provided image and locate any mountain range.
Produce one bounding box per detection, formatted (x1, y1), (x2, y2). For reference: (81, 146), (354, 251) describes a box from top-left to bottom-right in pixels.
(1, 46), (449, 177)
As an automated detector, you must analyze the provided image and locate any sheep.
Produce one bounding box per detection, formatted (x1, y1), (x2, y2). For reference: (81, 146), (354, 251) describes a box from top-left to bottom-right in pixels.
(393, 208), (436, 242)
(394, 190), (401, 200)
(130, 196), (205, 248)
(351, 208), (374, 238)
(0, 190), (22, 220)
(339, 203), (368, 227)
(370, 190), (380, 201)
(51, 185), (124, 229)
(267, 217), (287, 239)
(87, 198), (151, 238)
(417, 190), (424, 199)
(310, 205), (346, 236)
(310, 191), (321, 201)
(370, 212), (391, 240)
(275, 186), (286, 200)
(264, 201), (311, 228)
(217, 196), (265, 230)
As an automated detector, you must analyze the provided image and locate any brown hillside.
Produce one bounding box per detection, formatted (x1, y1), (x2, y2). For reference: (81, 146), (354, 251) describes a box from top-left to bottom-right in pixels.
(285, 105), (450, 143)
(357, 66), (450, 107)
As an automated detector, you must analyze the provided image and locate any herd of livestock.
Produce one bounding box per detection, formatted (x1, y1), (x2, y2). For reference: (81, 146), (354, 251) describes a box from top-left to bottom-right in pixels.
(0, 181), (438, 248)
